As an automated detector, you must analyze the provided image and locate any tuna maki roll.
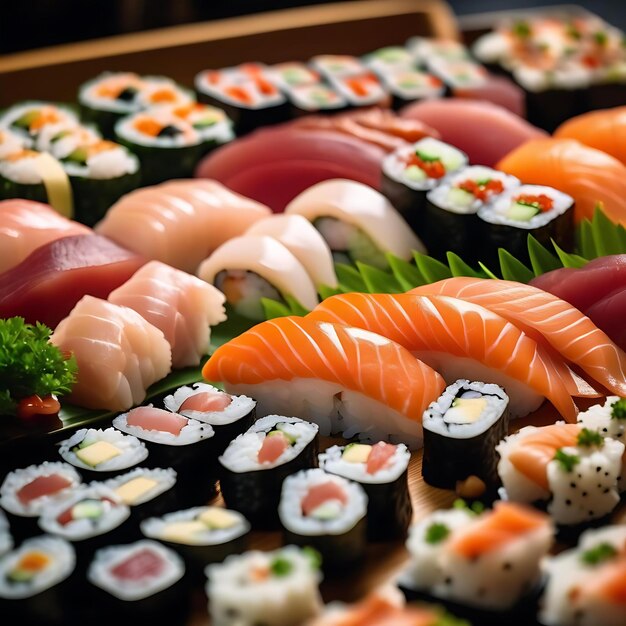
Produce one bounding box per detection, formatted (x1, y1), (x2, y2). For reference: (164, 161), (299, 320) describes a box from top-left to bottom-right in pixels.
(205, 545), (323, 626)
(141, 506), (250, 578)
(278, 468), (367, 571)
(422, 380), (510, 493)
(381, 138), (468, 234)
(478, 184), (575, 266)
(319, 442), (412, 540)
(163, 383), (256, 454)
(218, 415), (319, 528)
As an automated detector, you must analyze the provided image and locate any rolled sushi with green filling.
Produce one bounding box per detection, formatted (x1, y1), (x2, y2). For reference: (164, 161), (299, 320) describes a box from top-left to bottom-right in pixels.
(363, 46), (417, 77)
(428, 58), (489, 92)
(310, 54), (367, 79)
(477, 184), (574, 266)
(330, 72), (391, 108)
(0, 128), (27, 160)
(269, 62), (321, 90)
(287, 83), (348, 116)
(0, 101), (80, 145)
(382, 69), (445, 109)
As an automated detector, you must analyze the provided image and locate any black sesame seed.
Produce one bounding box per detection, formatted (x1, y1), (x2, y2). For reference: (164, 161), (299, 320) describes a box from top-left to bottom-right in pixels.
(589, 510), (594, 516)
(570, 482), (576, 488)
(602, 427), (608, 432)
(566, 499), (572, 506)
(596, 467), (602, 472)
(445, 577), (453, 585)
(605, 472), (610, 477)
(582, 492), (587, 497)
(604, 488), (610, 494)
(503, 562), (512, 571)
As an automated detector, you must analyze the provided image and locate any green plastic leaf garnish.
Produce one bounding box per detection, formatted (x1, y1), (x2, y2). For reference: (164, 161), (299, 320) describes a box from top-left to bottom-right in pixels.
(611, 398), (626, 420)
(446, 252), (486, 279)
(577, 428), (603, 448)
(356, 261), (402, 294)
(335, 263), (368, 293)
(581, 542), (617, 565)
(425, 522), (450, 544)
(554, 448), (580, 472)
(552, 242), (588, 269)
(284, 295), (310, 316)
(261, 298), (292, 320)
(527, 235), (561, 276)
(498, 249), (534, 283)
(386, 253), (427, 290)
(413, 252), (452, 283)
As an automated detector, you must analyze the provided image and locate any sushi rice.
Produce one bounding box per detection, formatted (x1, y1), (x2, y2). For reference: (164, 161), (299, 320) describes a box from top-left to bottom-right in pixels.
(0, 511), (13, 557)
(0, 128), (26, 159)
(103, 468), (177, 507)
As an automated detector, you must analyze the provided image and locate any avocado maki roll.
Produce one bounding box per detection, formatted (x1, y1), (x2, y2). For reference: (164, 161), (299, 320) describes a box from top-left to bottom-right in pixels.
(422, 380), (510, 492)
(218, 415), (319, 529)
(0, 102), (80, 145)
(319, 442), (412, 540)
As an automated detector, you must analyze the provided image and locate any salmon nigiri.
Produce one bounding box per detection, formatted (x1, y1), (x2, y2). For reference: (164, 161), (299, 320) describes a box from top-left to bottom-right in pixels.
(410, 277), (626, 397)
(555, 106), (626, 166)
(497, 138), (626, 225)
(203, 316), (446, 448)
(308, 293), (578, 421)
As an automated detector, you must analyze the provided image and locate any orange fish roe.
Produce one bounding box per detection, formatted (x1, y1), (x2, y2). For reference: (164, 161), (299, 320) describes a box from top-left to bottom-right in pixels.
(458, 178), (505, 201)
(515, 193), (554, 212)
(406, 152), (446, 179)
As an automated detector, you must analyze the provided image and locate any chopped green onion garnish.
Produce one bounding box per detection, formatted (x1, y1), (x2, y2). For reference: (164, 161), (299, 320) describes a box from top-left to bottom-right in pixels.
(611, 398), (626, 419)
(425, 522), (450, 544)
(554, 448), (580, 472)
(270, 557), (293, 577)
(577, 428), (603, 448)
(581, 542), (617, 565)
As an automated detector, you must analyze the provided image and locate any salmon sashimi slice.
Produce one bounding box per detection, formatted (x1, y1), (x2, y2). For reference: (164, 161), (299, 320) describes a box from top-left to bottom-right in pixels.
(126, 406), (188, 436)
(497, 138), (626, 225)
(411, 277), (626, 397)
(366, 442), (396, 474)
(203, 316), (445, 425)
(308, 293), (578, 421)
(584, 555), (626, 605)
(449, 501), (551, 559)
(301, 481), (348, 517)
(179, 391), (232, 413)
(257, 432), (290, 464)
(16, 474), (72, 505)
(507, 423), (581, 490)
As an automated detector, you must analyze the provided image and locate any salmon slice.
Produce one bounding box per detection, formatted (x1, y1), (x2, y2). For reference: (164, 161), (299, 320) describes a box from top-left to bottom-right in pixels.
(257, 432), (290, 464)
(449, 501), (551, 559)
(16, 474), (72, 505)
(126, 406), (188, 436)
(508, 423), (581, 490)
(497, 138), (626, 225)
(179, 391), (232, 413)
(308, 293), (578, 421)
(301, 481), (348, 516)
(584, 555), (626, 605)
(366, 442), (396, 474)
(202, 316), (446, 423)
(555, 106), (626, 166)
(411, 277), (626, 397)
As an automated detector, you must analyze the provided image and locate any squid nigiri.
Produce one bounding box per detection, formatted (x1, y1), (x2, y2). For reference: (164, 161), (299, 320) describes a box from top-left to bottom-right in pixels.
(202, 316), (446, 449)
(497, 138), (626, 225)
(51, 296), (172, 411)
(410, 277), (626, 397)
(108, 261), (226, 368)
(308, 292), (578, 421)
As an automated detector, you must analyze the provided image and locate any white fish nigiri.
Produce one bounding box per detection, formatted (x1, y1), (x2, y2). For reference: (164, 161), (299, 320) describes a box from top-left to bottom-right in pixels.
(95, 179), (271, 273)
(197, 235), (319, 319)
(51, 296), (172, 411)
(246, 214), (338, 287)
(285, 178), (424, 269)
(108, 261), (226, 368)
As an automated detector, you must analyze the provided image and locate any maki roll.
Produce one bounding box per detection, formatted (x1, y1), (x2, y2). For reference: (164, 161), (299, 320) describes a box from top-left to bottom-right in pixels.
(205, 545), (323, 626)
(310, 55), (366, 79)
(408, 37), (471, 64)
(140, 506), (250, 578)
(363, 46), (417, 77)
(477, 184), (575, 266)
(58, 427), (148, 480)
(428, 58), (489, 94)
(104, 467), (177, 522)
(497, 423), (624, 527)
(540, 525), (626, 626)
(269, 62), (320, 91)
(163, 383), (256, 454)
(0, 535), (76, 624)
(381, 138), (468, 234)
(400, 501), (553, 624)
(87, 540), (186, 624)
(422, 380), (509, 493)
(319, 442), (412, 540)
(115, 109), (206, 185)
(423, 166), (520, 261)
(279, 469), (367, 571)
(195, 67), (288, 135)
(218, 415), (319, 528)
(0, 102), (80, 144)
(330, 73), (390, 109)
(287, 83), (348, 117)
(0, 510), (13, 557)
(0, 128), (27, 160)
(382, 70), (445, 110)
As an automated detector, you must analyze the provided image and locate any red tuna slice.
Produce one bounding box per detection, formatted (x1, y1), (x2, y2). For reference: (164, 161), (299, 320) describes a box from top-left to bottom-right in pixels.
(0, 234), (145, 328)
(301, 481), (348, 516)
(585, 287), (626, 352)
(110, 548), (164, 581)
(257, 432), (290, 464)
(400, 98), (547, 167)
(179, 391), (232, 414)
(126, 406), (188, 436)
(16, 474), (72, 505)
(453, 74), (526, 118)
(194, 127), (386, 212)
(366, 442), (397, 475)
(531, 255), (626, 314)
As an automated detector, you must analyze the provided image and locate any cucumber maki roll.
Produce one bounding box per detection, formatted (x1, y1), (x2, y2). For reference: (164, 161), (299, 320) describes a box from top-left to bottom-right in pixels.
(141, 506), (250, 579)
(363, 46), (417, 77)
(287, 83), (348, 116)
(381, 138), (468, 236)
(382, 70), (445, 109)
(319, 442), (412, 541)
(218, 415), (319, 529)
(478, 184), (574, 266)
(408, 37), (471, 64)
(428, 58), (489, 93)
(310, 55), (367, 79)
(422, 380), (510, 493)
(205, 545), (323, 626)
(269, 62), (321, 91)
(278, 468), (367, 572)
(115, 109), (205, 185)
(163, 383), (256, 454)
(0, 102), (80, 145)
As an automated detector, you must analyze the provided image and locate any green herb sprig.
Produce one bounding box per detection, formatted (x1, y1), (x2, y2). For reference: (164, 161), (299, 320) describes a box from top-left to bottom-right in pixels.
(581, 542), (617, 565)
(554, 448), (580, 472)
(425, 522), (450, 544)
(577, 428), (604, 448)
(611, 398), (626, 420)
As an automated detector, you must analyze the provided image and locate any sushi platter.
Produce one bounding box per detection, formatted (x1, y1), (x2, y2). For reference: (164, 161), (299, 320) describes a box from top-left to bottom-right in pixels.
(2, 1), (626, 624)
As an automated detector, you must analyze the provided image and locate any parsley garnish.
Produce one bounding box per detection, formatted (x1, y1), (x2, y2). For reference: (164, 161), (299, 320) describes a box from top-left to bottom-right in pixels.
(512, 21), (531, 38)
(425, 522), (450, 544)
(577, 428), (603, 448)
(594, 31), (608, 46)
(270, 557), (293, 577)
(611, 398), (626, 420)
(554, 448), (580, 472)
(581, 542), (617, 565)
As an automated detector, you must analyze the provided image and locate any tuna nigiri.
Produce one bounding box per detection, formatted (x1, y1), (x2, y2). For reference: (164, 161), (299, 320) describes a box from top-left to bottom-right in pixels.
(497, 138), (626, 224)
(0, 234), (145, 328)
(203, 316), (446, 449)
(555, 106), (626, 166)
(0, 199), (90, 274)
(308, 293), (578, 421)
(51, 296), (172, 411)
(410, 277), (626, 397)
(96, 179), (271, 273)
(108, 261), (226, 368)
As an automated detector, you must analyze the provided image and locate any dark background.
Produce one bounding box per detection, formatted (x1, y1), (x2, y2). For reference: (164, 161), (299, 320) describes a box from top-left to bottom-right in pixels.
(1, 1), (624, 55)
